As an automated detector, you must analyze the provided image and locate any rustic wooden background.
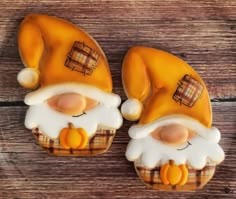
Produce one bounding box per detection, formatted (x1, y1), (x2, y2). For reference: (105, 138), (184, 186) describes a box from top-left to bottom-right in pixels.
(0, 0), (235, 198)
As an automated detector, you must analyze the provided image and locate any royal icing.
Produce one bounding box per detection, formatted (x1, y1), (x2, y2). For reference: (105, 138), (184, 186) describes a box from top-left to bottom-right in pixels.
(126, 133), (224, 170)
(25, 100), (123, 139)
(128, 114), (221, 142)
(17, 14), (123, 155)
(121, 46), (225, 189)
(24, 83), (121, 108)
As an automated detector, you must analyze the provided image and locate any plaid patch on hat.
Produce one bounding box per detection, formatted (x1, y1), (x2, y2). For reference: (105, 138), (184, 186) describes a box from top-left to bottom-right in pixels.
(134, 160), (215, 191)
(32, 126), (116, 156)
(173, 74), (204, 107)
(65, 41), (100, 75)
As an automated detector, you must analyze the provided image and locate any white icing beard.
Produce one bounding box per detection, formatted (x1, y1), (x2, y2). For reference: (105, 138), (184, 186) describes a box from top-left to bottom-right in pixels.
(126, 134), (225, 170)
(25, 102), (123, 139)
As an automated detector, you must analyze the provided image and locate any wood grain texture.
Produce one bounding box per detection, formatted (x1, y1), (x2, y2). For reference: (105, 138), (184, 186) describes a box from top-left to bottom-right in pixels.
(0, 0), (235, 198)
(0, 102), (235, 199)
(0, 0), (235, 101)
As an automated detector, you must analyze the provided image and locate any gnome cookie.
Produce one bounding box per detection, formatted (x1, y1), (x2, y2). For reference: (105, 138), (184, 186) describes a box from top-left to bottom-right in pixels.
(121, 46), (224, 190)
(17, 14), (123, 156)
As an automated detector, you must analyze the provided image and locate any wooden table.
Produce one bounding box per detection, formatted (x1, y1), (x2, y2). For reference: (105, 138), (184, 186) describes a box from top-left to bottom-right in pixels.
(0, 0), (235, 198)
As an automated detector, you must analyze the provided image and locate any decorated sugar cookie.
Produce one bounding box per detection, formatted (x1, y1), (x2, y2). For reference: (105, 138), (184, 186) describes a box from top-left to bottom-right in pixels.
(121, 46), (224, 190)
(17, 14), (123, 156)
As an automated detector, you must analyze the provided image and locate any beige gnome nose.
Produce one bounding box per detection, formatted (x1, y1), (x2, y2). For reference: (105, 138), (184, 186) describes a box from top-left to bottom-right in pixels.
(47, 93), (98, 115)
(152, 124), (190, 145)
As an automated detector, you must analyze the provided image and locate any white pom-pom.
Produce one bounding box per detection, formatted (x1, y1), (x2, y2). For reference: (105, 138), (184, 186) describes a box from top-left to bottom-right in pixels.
(17, 68), (39, 89)
(121, 98), (143, 121)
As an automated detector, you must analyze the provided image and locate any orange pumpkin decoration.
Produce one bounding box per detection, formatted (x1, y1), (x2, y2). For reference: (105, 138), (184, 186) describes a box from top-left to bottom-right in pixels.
(59, 122), (88, 149)
(160, 160), (188, 186)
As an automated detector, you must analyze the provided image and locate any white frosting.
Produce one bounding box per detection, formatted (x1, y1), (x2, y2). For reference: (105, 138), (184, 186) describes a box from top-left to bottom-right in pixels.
(24, 83), (121, 107)
(129, 114), (221, 142)
(121, 98), (143, 121)
(25, 102), (123, 139)
(126, 134), (225, 170)
(17, 68), (39, 88)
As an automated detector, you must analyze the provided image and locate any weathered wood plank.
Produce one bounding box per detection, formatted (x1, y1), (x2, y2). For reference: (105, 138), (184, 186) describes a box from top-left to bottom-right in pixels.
(0, 0), (235, 198)
(0, 102), (235, 146)
(0, 0), (235, 101)
(0, 102), (235, 198)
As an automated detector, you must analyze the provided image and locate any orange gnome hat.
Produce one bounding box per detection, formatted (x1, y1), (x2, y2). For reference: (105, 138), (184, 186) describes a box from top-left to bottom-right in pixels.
(121, 46), (220, 141)
(17, 14), (120, 107)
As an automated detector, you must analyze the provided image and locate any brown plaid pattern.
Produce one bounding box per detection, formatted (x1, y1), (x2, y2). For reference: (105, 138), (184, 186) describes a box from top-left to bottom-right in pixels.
(65, 41), (100, 75)
(134, 160), (215, 191)
(32, 127), (116, 156)
(173, 74), (204, 107)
